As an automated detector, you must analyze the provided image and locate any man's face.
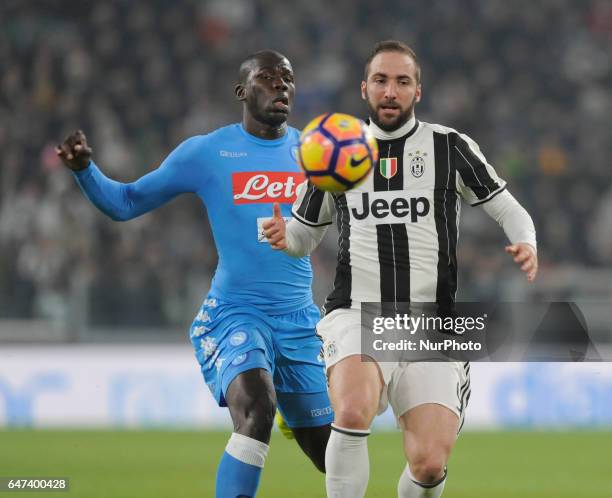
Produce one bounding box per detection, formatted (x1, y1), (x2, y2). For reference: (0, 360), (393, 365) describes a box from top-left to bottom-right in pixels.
(361, 51), (421, 132)
(240, 55), (295, 127)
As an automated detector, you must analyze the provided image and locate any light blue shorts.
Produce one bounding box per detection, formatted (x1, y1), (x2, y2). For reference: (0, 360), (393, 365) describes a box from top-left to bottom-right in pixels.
(190, 296), (333, 428)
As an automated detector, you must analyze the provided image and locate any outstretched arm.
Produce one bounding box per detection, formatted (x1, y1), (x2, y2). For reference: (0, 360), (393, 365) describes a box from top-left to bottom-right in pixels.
(480, 189), (538, 281)
(57, 130), (198, 221)
(263, 202), (328, 257)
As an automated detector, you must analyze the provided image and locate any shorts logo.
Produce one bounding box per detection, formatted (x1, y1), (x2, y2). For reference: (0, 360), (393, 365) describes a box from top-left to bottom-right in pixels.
(310, 406), (333, 418)
(409, 150), (427, 178)
(231, 353), (248, 366)
(215, 357), (225, 371)
(200, 337), (217, 359)
(196, 310), (211, 322)
(229, 331), (248, 347)
(191, 325), (210, 338)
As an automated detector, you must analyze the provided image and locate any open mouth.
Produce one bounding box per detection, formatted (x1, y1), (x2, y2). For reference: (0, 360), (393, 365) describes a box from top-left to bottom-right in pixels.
(272, 96), (289, 112)
(380, 103), (400, 112)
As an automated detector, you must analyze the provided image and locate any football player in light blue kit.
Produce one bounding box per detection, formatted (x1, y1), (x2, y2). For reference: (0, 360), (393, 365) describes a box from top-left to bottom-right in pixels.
(57, 50), (332, 498)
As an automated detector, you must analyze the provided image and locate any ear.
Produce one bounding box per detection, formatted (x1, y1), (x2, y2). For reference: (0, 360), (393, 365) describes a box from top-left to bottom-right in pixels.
(234, 83), (246, 102)
(415, 83), (422, 103)
(360, 80), (367, 101)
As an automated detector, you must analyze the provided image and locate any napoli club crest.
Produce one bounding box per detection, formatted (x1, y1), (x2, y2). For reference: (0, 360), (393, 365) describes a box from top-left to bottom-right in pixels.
(409, 150), (427, 178)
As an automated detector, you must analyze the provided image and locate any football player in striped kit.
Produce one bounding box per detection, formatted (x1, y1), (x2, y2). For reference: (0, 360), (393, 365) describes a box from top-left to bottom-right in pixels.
(263, 40), (537, 498)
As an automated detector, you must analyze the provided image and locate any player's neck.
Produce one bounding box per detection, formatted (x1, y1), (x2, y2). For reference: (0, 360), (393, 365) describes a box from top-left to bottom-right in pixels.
(242, 116), (287, 140)
(368, 115), (416, 140)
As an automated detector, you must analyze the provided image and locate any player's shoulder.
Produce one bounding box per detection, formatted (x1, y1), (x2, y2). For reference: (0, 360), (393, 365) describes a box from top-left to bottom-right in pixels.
(418, 121), (479, 146)
(204, 123), (242, 141)
(174, 124), (243, 155)
(418, 120), (460, 136)
(172, 133), (210, 156)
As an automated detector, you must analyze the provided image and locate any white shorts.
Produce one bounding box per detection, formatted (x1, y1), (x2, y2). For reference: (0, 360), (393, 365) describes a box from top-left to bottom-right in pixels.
(317, 308), (470, 429)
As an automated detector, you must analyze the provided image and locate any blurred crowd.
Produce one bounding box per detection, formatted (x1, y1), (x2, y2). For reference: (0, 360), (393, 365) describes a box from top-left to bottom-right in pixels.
(1, 0), (611, 330)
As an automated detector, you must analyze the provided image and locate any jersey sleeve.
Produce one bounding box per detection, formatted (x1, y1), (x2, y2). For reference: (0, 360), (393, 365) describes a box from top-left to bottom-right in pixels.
(73, 136), (204, 221)
(291, 181), (335, 227)
(453, 133), (507, 206)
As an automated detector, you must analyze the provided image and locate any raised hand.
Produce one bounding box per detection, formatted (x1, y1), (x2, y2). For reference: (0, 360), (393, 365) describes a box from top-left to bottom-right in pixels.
(262, 202), (287, 250)
(56, 129), (92, 171)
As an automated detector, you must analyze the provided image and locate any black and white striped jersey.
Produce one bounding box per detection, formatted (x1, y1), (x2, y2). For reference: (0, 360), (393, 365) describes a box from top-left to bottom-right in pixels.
(291, 116), (506, 315)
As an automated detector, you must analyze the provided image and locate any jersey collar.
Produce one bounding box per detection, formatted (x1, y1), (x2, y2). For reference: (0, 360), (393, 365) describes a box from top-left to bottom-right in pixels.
(367, 115), (418, 141)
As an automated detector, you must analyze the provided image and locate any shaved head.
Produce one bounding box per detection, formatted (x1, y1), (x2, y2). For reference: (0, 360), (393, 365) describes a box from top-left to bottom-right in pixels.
(239, 50), (289, 84)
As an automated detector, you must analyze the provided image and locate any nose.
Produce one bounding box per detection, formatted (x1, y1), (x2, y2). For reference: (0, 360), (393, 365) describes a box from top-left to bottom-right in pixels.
(273, 76), (288, 91)
(383, 80), (398, 100)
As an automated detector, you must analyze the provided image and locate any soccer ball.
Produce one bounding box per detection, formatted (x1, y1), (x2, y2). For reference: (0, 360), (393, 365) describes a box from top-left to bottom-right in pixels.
(298, 113), (378, 192)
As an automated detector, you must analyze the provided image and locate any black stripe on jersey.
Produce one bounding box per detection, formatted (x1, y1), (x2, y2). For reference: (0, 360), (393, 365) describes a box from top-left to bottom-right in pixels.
(453, 134), (501, 201)
(471, 185), (506, 207)
(292, 214), (333, 227)
(374, 138), (410, 304)
(433, 132), (458, 308)
(324, 193), (352, 315)
(294, 183), (331, 226)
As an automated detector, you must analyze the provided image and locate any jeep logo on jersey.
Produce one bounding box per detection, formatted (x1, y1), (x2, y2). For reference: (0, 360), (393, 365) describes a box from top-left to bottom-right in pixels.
(233, 172), (306, 204)
(350, 192), (430, 223)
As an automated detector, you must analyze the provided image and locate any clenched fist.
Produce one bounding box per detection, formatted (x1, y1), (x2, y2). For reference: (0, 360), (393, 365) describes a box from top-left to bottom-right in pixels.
(56, 129), (92, 171)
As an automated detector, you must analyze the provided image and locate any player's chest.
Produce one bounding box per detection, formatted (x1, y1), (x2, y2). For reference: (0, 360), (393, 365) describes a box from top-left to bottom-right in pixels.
(342, 137), (447, 225)
(210, 149), (305, 206)
(371, 135), (437, 190)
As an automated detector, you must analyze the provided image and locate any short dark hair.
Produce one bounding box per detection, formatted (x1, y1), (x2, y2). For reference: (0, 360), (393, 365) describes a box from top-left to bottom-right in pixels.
(239, 50), (288, 84)
(364, 40), (421, 83)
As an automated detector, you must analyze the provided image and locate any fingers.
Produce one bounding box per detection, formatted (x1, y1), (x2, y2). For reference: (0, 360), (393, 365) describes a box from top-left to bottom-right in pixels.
(264, 225), (280, 239)
(265, 229), (286, 248)
(505, 245), (518, 256)
(56, 129), (92, 170)
(507, 244), (538, 282)
(272, 202), (282, 219)
(262, 211), (287, 250)
(527, 266), (538, 282)
(57, 142), (74, 161)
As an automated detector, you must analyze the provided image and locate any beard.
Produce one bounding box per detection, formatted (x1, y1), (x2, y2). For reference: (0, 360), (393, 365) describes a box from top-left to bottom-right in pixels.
(366, 94), (417, 132)
(246, 95), (289, 128)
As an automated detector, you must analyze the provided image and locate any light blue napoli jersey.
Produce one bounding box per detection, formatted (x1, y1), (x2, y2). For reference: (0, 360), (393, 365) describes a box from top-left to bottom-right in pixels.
(73, 124), (311, 314)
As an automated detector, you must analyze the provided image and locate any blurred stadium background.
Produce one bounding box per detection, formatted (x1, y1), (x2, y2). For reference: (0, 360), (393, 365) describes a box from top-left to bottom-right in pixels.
(1, 1), (611, 497)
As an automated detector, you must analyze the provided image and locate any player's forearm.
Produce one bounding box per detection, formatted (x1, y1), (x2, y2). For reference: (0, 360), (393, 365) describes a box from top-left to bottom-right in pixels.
(481, 190), (537, 250)
(73, 160), (174, 221)
(283, 219), (328, 257)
